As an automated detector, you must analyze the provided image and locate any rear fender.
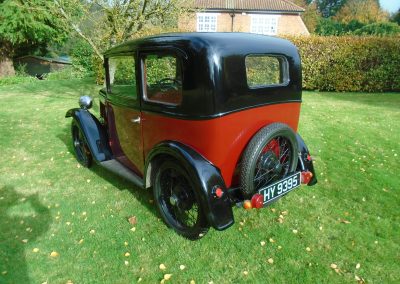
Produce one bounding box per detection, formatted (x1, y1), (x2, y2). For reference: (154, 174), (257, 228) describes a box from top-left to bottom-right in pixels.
(296, 134), (317, 186)
(145, 141), (234, 231)
(66, 108), (112, 162)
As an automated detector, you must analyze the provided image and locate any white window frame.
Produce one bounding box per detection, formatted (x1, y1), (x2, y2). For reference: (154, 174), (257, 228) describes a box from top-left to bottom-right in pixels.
(196, 13), (218, 32)
(250, 14), (279, 35)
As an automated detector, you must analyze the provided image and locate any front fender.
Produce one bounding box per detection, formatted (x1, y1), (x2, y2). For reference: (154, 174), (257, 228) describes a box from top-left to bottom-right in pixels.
(66, 108), (112, 162)
(146, 141), (234, 231)
(296, 133), (317, 186)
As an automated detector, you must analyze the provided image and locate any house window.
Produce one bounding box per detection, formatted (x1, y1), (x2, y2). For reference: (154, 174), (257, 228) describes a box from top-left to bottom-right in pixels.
(250, 15), (279, 35)
(197, 13), (217, 32)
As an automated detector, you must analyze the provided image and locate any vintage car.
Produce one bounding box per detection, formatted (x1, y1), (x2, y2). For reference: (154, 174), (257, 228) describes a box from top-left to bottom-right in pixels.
(66, 33), (317, 239)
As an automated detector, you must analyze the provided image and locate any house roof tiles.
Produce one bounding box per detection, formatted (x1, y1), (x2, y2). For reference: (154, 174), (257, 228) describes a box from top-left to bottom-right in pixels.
(194, 0), (305, 13)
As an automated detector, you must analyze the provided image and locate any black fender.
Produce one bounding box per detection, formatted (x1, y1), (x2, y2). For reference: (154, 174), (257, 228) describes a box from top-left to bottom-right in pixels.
(296, 133), (317, 186)
(65, 108), (112, 162)
(145, 141), (234, 231)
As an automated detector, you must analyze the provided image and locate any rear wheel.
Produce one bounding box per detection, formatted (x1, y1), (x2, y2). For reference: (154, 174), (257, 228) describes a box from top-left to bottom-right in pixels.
(71, 120), (92, 168)
(240, 123), (298, 197)
(153, 159), (209, 240)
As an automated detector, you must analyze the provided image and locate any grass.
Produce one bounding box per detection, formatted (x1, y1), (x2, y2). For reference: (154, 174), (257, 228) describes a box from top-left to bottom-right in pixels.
(0, 78), (399, 284)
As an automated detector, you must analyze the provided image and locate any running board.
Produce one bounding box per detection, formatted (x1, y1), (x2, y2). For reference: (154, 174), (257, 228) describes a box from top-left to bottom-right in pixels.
(99, 159), (144, 188)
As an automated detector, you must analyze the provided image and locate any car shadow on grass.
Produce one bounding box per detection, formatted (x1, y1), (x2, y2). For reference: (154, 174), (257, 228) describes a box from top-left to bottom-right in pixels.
(57, 127), (159, 219)
(0, 185), (50, 283)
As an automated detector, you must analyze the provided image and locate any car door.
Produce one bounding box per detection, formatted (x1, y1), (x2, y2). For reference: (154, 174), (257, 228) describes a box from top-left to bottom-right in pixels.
(139, 49), (186, 159)
(105, 55), (144, 175)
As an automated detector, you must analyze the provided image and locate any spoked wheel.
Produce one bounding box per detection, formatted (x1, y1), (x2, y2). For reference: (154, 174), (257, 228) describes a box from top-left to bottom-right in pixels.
(240, 123), (298, 197)
(153, 160), (209, 240)
(71, 120), (92, 168)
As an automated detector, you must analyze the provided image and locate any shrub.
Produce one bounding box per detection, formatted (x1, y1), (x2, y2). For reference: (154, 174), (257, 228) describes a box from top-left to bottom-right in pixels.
(353, 22), (400, 36)
(288, 36), (400, 92)
(70, 40), (95, 74)
(0, 74), (36, 86)
(315, 19), (347, 36)
(315, 19), (400, 36)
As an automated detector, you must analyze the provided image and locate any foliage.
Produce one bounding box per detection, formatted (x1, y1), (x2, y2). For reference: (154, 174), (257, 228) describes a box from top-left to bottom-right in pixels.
(0, 0), (67, 77)
(70, 40), (95, 73)
(245, 56), (281, 87)
(302, 2), (323, 33)
(287, 1), (322, 33)
(289, 36), (400, 92)
(1, 78), (400, 283)
(110, 56), (136, 85)
(0, 66), (88, 86)
(145, 55), (177, 85)
(0, 74), (36, 86)
(315, 18), (348, 35)
(333, 0), (389, 24)
(45, 66), (88, 80)
(315, 18), (400, 36)
(54, 0), (189, 61)
(392, 9), (400, 25)
(352, 22), (400, 36)
(0, 0), (66, 54)
(315, 0), (346, 17)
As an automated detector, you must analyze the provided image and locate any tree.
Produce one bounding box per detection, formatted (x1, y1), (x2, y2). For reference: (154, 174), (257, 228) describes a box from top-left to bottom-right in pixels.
(0, 0), (66, 77)
(391, 9), (400, 25)
(334, 0), (389, 24)
(291, 0), (322, 33)
(54, 0), (189, 62)
(316, 0), (346, 18)
(302, 2), (323, 33)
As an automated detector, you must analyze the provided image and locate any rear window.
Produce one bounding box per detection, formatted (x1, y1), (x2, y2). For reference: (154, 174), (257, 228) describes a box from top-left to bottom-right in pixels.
(245, 55), (289, 88)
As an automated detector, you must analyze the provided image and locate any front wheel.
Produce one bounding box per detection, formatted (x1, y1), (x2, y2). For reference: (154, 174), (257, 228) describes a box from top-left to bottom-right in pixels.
(240, 123), (298, 197)
(153, 160), (209, 240)
(71, 120), (92, 168)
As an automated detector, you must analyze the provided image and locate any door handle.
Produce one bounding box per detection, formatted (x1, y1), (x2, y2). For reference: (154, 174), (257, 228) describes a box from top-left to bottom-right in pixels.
(131, 116), (141, 124)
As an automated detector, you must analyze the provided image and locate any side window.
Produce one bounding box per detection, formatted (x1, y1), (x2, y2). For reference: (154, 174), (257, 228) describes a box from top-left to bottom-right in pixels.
(142, 54), (182, 106)
(108, 56), (136, 98)
(245, 55), (289, 88)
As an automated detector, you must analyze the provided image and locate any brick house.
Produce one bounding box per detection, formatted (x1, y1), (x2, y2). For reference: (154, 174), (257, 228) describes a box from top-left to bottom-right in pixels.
(179, 0), (309, 36)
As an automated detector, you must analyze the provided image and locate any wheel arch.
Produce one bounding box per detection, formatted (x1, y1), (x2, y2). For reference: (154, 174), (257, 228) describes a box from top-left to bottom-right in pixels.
(66, 108), (112, 162)
(296, 133), (318, 186)
(144, 141), (234, 231)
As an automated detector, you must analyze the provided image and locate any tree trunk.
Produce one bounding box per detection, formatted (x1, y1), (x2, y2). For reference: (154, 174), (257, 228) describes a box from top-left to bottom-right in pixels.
(0, 56), (15, 78)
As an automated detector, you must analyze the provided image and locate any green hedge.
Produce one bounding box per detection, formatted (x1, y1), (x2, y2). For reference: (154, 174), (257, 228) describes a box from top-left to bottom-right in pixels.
(288, 36), (400, 92)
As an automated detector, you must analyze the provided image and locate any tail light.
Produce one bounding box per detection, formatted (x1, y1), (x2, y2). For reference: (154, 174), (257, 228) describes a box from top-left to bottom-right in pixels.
(301, 171), (313, 184)
(251, 194), (264, 209)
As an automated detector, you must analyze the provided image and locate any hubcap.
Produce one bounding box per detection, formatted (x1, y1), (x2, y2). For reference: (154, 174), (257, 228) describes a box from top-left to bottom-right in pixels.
(169, 195), (178, 206)
(253, 136), (292, 191)
(159, 166), (199, 229)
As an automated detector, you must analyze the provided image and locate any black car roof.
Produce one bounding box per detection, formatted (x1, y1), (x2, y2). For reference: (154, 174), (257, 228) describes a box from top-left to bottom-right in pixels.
(104, 32), (298, 58)
(104, 32), (302, 118)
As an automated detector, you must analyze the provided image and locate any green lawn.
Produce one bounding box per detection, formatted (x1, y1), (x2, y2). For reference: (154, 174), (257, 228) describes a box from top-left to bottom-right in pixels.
(0, 78), (399, 284)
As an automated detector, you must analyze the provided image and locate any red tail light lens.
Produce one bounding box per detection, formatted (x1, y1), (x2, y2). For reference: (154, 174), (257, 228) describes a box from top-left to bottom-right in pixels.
(214, 187), (224, 198)
(251, 194), (264, 209)
(301, 171), (313, 184)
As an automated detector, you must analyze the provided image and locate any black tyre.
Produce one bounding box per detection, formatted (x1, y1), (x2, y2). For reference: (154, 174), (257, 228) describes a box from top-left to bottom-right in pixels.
(153, 160), (209, 240)
(71, 120), (92, 168)
(240, 123), (298, 197)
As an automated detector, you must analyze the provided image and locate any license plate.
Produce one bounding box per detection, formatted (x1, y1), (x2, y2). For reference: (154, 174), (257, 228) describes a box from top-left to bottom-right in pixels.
(258, 172), (301, 205)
